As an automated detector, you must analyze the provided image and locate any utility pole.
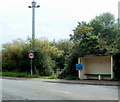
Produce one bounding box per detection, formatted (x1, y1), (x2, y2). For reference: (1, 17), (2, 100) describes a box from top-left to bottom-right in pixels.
(28, 0), (40, 75)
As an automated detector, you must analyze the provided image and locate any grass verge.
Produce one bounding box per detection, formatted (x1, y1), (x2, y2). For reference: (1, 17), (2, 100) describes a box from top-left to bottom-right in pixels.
(0, 72), (58, 79)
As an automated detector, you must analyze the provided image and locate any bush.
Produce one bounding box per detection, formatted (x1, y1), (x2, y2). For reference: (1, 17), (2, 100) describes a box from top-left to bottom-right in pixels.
(1, 71), (59, 79)
(2, 39), (64, 76)
(65, 75), (80, 80)
(113, 53), (120, 80)
(111, 78), (120, 81)
(58, 52), (78, 79)
(1, 72), (30, 77)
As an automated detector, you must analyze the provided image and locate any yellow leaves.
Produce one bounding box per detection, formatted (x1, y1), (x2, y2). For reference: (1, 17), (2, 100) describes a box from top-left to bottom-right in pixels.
(34, 39), (64, 58)
(2, 43), (22, 54)
(48, 46), (64, 57)
(42, 44), (63, 58)
(75, 26), (93, 35)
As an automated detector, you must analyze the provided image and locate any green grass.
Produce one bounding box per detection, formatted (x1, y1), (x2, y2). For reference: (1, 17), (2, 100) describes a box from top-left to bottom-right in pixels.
(111, 78), (120, 81)
(0, 72), (58, 79)
(0, 72), (2, 76)
(65, 75), (80, 80)
(39, 75), (58, 79)
(1, 72), (36, 78)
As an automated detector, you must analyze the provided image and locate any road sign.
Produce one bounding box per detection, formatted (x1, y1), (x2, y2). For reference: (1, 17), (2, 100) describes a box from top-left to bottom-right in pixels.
(76, 64), (83, 70)
(28, 52), (34, 59)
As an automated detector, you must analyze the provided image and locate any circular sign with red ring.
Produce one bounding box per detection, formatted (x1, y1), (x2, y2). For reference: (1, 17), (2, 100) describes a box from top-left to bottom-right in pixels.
(28, 52), (34, 59)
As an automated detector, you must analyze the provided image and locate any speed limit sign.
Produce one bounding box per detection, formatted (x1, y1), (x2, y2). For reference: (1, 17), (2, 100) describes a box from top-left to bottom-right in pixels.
(28, 52), (34, 59)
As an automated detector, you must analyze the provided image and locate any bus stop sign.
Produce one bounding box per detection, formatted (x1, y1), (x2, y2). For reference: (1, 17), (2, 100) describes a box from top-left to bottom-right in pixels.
(76, 64), (83, 70)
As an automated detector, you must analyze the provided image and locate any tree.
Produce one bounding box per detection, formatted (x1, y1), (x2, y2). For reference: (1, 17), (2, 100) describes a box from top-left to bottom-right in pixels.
(113, 53), (120, 80)
(90, 12), (119, 54)
(60, 13), (120, 79)
(54, 39), (74, 70)
(33, 39), (64, 75)
(70, 24), (100, 56)
(59, 23), (100, 78)
(95, 13), (115, 26)
(2, 39), (31, 72)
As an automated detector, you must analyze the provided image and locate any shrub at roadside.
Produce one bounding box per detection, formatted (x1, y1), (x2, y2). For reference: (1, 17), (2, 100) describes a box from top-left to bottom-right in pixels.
(2, 39), (63, 76)
(1, 72), (59, 79)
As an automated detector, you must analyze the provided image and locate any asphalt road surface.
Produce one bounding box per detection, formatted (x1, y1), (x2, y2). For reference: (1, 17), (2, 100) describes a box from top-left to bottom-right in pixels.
(2, 78), (118, 100)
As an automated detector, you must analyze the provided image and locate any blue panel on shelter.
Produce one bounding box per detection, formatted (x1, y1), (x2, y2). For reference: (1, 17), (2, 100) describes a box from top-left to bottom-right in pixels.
(76, 64), (83, 70)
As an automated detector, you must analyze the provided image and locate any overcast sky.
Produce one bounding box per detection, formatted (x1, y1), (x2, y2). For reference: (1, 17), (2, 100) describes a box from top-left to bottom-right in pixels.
(0, 0), (119, 45)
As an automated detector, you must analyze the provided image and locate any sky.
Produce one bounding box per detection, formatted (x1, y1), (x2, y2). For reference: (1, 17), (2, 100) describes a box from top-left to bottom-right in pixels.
(0, 0), (119, 45)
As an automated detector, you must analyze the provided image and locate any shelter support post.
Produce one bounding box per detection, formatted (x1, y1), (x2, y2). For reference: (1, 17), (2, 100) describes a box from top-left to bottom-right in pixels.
(111, 56), (113, 79)
(78, 70), (81, 79)
(78, 58), (81, 79)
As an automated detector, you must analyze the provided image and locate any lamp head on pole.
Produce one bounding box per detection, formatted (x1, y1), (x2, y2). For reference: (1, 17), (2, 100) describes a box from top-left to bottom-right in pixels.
(28, 6), (32, 8)
(32, 1), (36, 7)
(37, 5), (40, 8)
(28, 0), (40, 8)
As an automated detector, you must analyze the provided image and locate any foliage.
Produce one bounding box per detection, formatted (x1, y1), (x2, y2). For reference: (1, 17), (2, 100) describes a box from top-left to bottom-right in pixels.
(0, 72), (59, 79)
(59, 25), (100, 78)
(54, 39), (74, 70)
(2, 12), (120, 79)
(58, 52), (78, 78)
(2, 39), (30, 72)
(34, 39), (64, 74)
(59, 12), (120, 79)
(90, 12), (119, 54)
(2, 38), (63, 76)
(1, 72), (38, 78)
(95, 13), (115, 26)
(65, 75), (80, 80)
(113, 53), (120, 80)
(70, 25), (100, 56)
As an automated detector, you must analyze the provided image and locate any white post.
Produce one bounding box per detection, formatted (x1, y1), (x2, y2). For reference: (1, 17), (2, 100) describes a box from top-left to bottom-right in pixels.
(98, 75), (101, 80)
(31, 58), (33, 75)
(78, 70), (81, 79)
(78, 58), (81, 79)
(111, 56), (113, 79)
(78, 58), (81, 64)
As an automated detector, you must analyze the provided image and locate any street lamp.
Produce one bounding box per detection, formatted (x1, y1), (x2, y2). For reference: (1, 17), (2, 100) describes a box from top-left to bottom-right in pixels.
(28, 0), (40, 50)
(28, 0), (40, 75)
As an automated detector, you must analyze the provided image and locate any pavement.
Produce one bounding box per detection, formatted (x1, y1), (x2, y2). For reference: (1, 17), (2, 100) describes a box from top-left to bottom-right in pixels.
(1, 76), (120, 86)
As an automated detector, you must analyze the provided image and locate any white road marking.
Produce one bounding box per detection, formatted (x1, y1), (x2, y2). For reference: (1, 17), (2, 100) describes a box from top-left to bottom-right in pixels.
(50, 89), (70, 94)
(47, 83), (59, 85)
(17, 81), (24, 83)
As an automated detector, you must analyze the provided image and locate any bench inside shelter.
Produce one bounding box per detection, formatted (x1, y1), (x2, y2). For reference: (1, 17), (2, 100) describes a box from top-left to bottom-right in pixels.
(84, 74), (111, 80)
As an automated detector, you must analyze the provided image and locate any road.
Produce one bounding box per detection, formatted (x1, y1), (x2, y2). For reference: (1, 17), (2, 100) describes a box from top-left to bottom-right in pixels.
(2, 78), (118, 100)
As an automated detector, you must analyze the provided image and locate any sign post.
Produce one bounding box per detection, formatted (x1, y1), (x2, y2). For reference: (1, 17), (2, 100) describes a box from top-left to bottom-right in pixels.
(28, 52), (34, 75)
(31, 58), (33, 75)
